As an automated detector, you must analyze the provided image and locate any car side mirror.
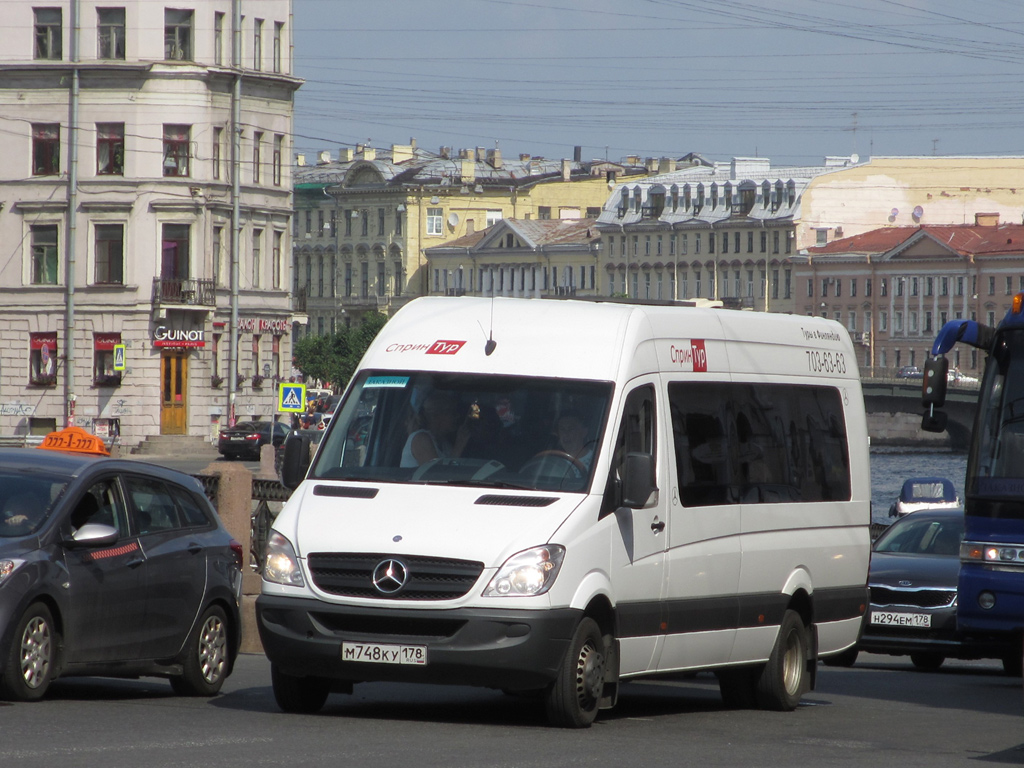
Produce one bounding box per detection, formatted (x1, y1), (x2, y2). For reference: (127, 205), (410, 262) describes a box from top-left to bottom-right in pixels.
(64, 523), (119, 548)
(281, 433), (312, 490)
(922, 356), (948, 407)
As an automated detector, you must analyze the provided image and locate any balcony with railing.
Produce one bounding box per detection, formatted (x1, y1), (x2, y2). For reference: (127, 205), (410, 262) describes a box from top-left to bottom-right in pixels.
(151, 278), (216, 310)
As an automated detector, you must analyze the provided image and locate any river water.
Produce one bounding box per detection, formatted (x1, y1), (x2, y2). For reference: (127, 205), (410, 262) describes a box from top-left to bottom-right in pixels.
(869, 448), (967, 524)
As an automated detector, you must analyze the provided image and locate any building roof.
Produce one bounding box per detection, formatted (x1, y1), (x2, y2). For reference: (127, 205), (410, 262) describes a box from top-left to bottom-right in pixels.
(425, 218), (600, 256)
(808, 222), (1024, 260)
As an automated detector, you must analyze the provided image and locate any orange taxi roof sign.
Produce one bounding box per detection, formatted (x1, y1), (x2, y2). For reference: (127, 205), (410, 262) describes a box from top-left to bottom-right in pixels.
(37, 426), (110, 456)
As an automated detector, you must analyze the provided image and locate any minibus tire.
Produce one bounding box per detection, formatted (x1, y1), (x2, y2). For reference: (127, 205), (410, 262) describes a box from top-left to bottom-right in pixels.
(545, 617), (605, 728)
(271, 664), (331, 714)
(755, 609), (807, 711)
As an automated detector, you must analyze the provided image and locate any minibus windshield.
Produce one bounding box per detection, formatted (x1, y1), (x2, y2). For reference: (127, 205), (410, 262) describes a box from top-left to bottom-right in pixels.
(967, 329), (1024, 498)
(310, 371), (612, 492)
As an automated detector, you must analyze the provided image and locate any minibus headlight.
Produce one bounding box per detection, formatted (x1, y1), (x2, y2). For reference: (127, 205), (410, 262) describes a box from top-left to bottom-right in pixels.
(483, 545), (565, 597)
(263, 532), (305, 587)
(0, 559), (23, 586)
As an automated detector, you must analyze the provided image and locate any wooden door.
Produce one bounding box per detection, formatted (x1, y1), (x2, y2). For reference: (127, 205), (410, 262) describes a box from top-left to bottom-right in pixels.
(160, 352), (188, 435)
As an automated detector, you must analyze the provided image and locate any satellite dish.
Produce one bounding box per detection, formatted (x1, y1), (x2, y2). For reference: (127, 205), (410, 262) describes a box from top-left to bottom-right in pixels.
(913, 205), (924, 218)
(447, 212), (460, 227)
(890, 208), (899, 217)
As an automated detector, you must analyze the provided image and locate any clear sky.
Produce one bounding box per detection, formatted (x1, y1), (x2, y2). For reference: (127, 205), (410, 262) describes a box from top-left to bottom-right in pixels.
(292, 0), (1024, 167)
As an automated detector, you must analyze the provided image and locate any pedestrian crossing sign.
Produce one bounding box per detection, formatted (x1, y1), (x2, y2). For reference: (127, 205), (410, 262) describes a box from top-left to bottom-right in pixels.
(278, 383), (306, 413)
(113, 344), (126, 371)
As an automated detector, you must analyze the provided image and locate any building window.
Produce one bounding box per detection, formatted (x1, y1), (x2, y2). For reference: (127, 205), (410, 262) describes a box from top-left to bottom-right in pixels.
(94, 224), (124, 284)
(252, 131), (262, 184)
(93, 333), (122, 387)
(879, 311), (888, 332)
(34, 7), (62, 60)
(164, 8), (193, 60)
(32, 123), (60, 176)
(213, 225), (224, 286)
(378, 208), (385, 236)
(253, 18), (263, 70)
(360, 211), (369, 237)
(273, 134), (283, 186)
(772, 230), (780, 254)
(865, 278), (872, 297)
(30, 332), (58, 386)
(395, 209), (403, 236)
(212, 127), (223, 180)
(160, 223), (190, 280)
(31, 224), (59, 285)
(880, 277), (888, 297)
(538, 206), (551, 220)
(97, 7), (125, 59)
(162, 124), (190, 177)
(273, 231), (282, 289)
(252, 228), (262, 288)
(426, 208), (443, 236)
(214, 11), (225, 65)
(989, 276), (996, 295)
(96, 123), (124, 175)
(273, 21), (284, 73)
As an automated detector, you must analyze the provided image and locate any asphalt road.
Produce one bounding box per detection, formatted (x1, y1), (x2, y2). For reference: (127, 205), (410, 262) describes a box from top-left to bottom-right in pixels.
(0, 653), (1020, 768)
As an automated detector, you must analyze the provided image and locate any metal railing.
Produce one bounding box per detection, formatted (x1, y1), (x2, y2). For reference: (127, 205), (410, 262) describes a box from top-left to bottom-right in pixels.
(152, 277), (216, 307)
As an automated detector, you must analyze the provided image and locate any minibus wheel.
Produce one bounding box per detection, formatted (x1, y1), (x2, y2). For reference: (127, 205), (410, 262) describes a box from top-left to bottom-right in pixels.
(756, 609), (807, 711)
(271, 664), (331, 714)
(545, 617), (605, 728)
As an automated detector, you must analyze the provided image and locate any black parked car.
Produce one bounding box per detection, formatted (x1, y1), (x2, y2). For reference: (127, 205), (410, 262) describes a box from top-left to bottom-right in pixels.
(852, 507), (1019, 673)
(218, 420), (290, 460)
(0, 442), (242, 701)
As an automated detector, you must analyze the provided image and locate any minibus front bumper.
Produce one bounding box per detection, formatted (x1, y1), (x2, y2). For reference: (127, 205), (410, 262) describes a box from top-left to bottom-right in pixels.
(256, 594), (582, 691)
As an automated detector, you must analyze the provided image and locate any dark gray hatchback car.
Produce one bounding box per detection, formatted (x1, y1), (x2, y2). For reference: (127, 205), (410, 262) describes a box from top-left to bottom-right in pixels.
(0, 446), (242, 700)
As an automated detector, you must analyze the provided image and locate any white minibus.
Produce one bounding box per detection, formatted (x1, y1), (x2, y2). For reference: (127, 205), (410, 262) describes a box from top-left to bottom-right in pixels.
(260, 297), (870, 727)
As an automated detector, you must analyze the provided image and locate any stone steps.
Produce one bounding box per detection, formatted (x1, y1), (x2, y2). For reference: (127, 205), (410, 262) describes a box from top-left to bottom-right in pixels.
(130, 434), (218, 457)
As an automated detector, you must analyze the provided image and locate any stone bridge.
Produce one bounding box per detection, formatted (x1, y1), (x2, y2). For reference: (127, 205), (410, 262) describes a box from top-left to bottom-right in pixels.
(862, 379), (978, 451)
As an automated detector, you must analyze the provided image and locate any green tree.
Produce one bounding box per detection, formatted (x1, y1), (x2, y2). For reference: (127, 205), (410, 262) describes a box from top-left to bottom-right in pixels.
(291, 312), (389, 391)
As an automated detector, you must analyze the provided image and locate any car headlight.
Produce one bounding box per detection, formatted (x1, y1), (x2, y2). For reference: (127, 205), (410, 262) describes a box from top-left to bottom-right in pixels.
(0, 559), (24, 586)
(263, 532), (305, 587)
(483, 545), (565, 597)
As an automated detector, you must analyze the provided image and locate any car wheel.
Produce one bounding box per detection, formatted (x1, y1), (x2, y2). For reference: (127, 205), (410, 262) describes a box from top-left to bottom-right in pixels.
(909, 652), (945, 671)
(545, 617), (606, 728)
(171, 605), (231, 696)
(717, 666), (760, 709)
(271, 663), (331, 714)
(756, 609), (808, 711)
(0, 603), (57, 702)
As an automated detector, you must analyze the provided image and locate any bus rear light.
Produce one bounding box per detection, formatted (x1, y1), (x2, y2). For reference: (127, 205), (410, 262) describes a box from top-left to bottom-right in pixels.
(1013, 293), (1024, 315)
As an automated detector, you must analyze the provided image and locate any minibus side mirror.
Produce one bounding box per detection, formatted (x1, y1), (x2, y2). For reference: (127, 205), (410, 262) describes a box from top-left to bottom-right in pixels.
(281, 434), (312, 490)
(921, 355), (949, 433)
(622, 452), (658, 508)
(922, 355), (948, 407)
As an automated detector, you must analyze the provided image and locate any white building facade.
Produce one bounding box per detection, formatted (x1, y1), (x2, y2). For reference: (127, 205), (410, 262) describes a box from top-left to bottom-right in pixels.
(0, 1), (300, 448)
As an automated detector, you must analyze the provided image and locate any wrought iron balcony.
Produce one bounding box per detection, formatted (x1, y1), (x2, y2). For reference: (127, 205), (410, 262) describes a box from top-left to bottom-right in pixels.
(151, 278), (216, 308)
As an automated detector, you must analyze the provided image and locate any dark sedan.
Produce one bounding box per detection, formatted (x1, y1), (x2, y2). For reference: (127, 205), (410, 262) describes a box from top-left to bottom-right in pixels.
(0, 441), (242, 700)
(856, 507), (1019, 673)
(218, 420), (290, 460)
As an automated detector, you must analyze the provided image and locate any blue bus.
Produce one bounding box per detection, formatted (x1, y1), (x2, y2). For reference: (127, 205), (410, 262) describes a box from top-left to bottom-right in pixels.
(923, 295), (1024, 676)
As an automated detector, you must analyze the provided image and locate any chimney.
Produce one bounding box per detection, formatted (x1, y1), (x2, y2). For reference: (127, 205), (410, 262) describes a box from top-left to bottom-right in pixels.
(410, 137), (417, 149)
(440, 146), (451, 159)
(658, 157), (676, 174)
(562, 158), (572, 181)
(362, 147), (376, 161)
(519, 153), (531, 161)
(626, 155), (640, 166)
(391, 143), (414, 164)
(574, 145), (582, 162)
(338, 147), (354, 162)
(975, 212), (1000, 227)
(461, 158), (476, 183)
(295, 153), (306, 166)
(487, 148), (503, 169)
(645, 158), (657, 173)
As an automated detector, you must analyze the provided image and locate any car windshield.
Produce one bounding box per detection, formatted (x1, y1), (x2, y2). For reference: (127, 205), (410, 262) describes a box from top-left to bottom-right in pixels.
(311, 370), (613, 492)
(0, 471), (68, 537)
(874, 514), (964, 556)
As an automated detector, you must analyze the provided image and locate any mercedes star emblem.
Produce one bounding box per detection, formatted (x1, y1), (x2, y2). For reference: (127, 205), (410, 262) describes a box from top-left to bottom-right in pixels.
(372, 559), (408, 594)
